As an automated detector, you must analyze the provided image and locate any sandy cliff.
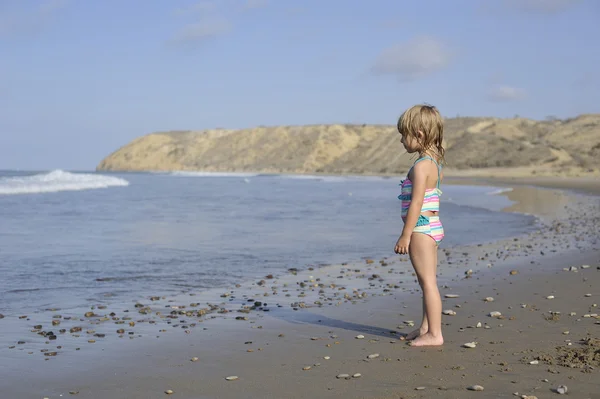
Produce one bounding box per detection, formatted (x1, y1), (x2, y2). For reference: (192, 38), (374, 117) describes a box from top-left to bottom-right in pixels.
(97, 115), (600, 176)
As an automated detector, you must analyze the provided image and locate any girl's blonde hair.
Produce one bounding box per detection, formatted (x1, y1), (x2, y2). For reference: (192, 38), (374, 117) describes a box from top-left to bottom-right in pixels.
(397, 104), (446, 165)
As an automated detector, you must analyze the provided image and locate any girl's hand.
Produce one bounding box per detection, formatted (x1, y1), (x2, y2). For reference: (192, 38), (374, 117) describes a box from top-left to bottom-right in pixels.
(394, 234), (411, 255)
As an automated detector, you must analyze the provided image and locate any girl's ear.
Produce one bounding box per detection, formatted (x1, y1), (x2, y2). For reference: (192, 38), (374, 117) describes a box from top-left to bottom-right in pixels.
(417, 130), (425, 143)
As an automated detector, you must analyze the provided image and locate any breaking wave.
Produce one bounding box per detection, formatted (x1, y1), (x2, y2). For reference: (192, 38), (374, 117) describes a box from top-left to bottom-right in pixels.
(0, 170), (129, 195)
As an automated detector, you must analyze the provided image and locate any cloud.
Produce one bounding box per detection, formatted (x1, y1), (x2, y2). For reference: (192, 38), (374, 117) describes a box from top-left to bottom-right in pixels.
(505, 0), (580, 14)
(170, 18), (231, 45)
(173, 1), (216, 16)
(0, 0), (67, 38)
(487, 85), (527, 102)
(243, 0), (268, 10)
(371, 36), (451, 81)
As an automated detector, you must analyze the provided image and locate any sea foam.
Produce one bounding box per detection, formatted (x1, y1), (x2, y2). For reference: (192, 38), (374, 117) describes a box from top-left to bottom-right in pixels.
(0, 170), (129, 195)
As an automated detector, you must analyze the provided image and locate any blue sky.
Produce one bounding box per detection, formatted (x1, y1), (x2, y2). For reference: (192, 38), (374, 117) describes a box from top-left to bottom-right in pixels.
(1, 0), (598, 170)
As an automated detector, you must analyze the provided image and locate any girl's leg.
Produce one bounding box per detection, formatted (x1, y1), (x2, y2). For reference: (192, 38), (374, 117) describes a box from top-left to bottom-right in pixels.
(408, 233), (443, 347)
(402, 278), (428, 341)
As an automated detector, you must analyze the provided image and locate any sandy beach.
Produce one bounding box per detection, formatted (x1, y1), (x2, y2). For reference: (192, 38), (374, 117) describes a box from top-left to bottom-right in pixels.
(1, 177), (599, 399)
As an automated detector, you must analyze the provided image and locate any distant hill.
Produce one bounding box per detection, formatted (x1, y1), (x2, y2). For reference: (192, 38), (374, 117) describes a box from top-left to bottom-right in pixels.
(96, 114), (600, 177)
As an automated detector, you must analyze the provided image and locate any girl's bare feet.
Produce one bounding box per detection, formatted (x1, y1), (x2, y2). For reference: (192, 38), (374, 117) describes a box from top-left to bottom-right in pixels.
(401, 328), (427, 341)
(408, 332), (444, 347)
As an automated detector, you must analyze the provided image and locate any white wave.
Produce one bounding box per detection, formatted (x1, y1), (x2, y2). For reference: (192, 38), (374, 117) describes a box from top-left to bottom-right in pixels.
(280, 174), (391, 183)
(169, 171), (258, 178)
(276, 174), (349, 182)
(0, 170), (129, 195)
(486, 187), (514, 196)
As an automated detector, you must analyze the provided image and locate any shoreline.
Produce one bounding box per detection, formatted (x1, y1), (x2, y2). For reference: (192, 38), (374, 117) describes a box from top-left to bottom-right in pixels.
(1, 177), (599, 398)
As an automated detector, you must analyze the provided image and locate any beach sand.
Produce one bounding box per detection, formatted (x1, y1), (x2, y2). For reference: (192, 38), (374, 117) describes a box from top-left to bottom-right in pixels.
(1, 178), (599, 399)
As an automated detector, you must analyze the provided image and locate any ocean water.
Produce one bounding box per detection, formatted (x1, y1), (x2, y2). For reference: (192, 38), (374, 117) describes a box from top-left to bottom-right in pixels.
(0, 170), (537, 316)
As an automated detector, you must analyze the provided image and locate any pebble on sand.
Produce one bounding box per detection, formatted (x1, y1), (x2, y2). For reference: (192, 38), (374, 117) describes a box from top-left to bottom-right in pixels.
(355, 335), (365, 339)
(442, 309), (457, 316)
(555, 385), (567, 394)
(462, 342), (477, 348)
(489, 311), (502, 318)
(467, 385), (484, 391)
(444, 294), (460, 298)
(225, 376), (239, 381)
(164, 389), (174, 395)
(190, 357), (199, 362)
(336, 374), (350, 379)
(367, 353), (379, 359)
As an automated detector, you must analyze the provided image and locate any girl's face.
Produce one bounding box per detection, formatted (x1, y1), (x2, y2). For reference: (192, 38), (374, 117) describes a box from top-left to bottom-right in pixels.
(400, 131), (419, 153)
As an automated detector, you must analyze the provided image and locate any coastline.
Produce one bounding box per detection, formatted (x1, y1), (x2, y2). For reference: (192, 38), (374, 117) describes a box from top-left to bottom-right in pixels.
(1, 176), (598, 399)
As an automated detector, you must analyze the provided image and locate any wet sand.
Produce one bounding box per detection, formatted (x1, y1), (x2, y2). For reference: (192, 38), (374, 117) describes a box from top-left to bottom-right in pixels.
(1, 177), (599, 399)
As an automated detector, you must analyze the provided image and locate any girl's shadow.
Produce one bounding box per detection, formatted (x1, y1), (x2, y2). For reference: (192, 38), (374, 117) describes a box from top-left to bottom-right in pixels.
(269, 308), (407, 340)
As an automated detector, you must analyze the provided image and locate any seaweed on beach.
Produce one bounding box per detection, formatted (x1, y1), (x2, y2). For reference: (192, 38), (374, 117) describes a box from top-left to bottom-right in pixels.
(530, 337), (600, 372)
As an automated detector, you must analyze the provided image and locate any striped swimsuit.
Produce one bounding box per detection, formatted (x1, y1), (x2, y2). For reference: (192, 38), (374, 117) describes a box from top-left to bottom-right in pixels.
(398, 156), (444, 245)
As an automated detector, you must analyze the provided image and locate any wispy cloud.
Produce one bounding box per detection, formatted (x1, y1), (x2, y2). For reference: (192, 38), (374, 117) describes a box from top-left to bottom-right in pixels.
(487, 85), (527, 102)
(243, 0), (268, 10)
(371, 36), (452, 81)
(169, 1), (232, 47)
(505, 0), (580, 14)
(0, 0), (67, 38)
(170, 18), (232, 46)
(173, 1), (216, 16)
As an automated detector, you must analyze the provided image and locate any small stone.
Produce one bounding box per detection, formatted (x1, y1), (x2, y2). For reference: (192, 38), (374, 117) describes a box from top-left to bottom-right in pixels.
(489, 311), (502, 318)
(467, 385), (484, 391)
(529, 360), (539, 365)
(585, 293), (592, 297)
(225, 376), (238, 381)
(415, 386), (425, 390)
(484, 297), (494, 302)
(555, 385), (567, 394)
(165, 390), (174, 395)
(190, 357), (199, 362)
(581, 265), (590, 269)
(336, 374), (350, 379)
(367, 353), (380, 359)
(462, 342), (477, 348)
(442, 309), (456, 316)
(445, 294), (460, 298)
(546, 295), (555, 299)
(355, 334), (365, 339)
(323, 356), (331, 360)
(352, 373), (361, 378)
(69, 391), (79, 395)
(302, 366), (311, 370)
(476, 322), (482, 328)
(510, 270), (518, 275)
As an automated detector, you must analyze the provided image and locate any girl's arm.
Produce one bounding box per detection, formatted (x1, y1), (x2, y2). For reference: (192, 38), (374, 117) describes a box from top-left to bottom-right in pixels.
(395, 162), (429, 254)
(401, 162), (429, 237)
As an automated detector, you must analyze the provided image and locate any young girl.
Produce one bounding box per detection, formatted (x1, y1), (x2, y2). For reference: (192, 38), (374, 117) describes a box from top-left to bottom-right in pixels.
(394, 104), (445, 347)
